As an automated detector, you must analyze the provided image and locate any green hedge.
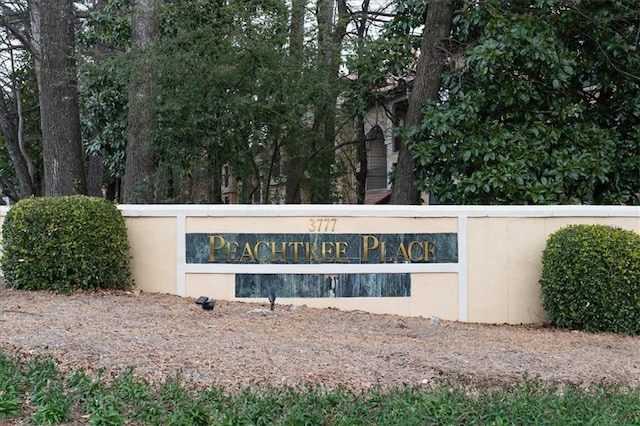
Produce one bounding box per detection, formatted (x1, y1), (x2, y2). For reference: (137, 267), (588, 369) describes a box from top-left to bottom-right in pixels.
(1, 196), (132, 293)
(540, 224), (640, 335)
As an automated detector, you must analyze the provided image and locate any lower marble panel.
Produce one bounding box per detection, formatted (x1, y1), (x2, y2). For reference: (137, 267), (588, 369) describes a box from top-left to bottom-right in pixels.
(235, 273), (411, 298)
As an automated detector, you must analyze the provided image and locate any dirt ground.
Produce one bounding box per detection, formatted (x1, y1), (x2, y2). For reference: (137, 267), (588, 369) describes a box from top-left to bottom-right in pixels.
(1, 286), (639, 391)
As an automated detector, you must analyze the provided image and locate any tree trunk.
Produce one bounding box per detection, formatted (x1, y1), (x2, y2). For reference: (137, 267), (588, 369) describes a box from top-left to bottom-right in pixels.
(284, 0), (306, 204)
(86, 154), (104, 197)
(0, 101), (37, 199)
(390, 0), (454, 205)
(0, 4), (38, 199)
(122, 0), (158, 203)
(0, 47), (39, 199)
(311, 0), (348, 203)
(354, 0), (370, 204)
(313, 0), (335, 203)
(355, 114), (367, 204)
(33, 0), (87, 196)
(290, 0), (305, 57)
(86, 0), (111, 198)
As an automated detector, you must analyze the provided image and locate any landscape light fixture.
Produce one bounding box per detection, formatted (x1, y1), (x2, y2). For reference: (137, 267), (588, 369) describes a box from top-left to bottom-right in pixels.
(268, 290), (276, 311)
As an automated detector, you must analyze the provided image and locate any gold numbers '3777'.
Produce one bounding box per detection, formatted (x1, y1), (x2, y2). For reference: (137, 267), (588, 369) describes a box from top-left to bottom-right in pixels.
(309, 218), (337, 232)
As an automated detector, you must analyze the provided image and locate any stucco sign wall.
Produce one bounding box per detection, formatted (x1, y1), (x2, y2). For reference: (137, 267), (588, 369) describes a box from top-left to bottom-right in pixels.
(77, 204), (640, 323)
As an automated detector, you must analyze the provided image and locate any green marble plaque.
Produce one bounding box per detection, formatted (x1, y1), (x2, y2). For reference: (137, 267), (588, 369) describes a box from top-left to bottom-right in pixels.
(186, 233), (457, 264)
(235, 273), (411, 298)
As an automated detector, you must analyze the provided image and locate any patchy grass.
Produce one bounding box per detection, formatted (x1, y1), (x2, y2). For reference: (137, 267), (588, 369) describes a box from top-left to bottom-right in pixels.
(1, 348), (639, 425)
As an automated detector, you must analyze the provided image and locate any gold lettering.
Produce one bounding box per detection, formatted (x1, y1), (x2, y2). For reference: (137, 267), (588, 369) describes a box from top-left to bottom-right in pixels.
(270, 242), (287, 263)
(362, 235), (379, 262)
(289, 241), (304, 263)
(309, 217), (338, 232)
(408, 241), (425, 262)
(208, 235), (226, 262)
(305, 242), (320, 262)
(238, 242), (257, 263)
(254, 241), (270, 262)
(425, 241), (436, 261)
(226, 241), (239, 261)
(321, 242), (335, 262)
(396, 241), (410, 262)
(335, 241), (348, 262)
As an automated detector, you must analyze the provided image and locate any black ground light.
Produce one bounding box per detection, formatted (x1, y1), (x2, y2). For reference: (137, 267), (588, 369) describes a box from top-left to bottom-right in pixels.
(195, 296), (215, 310)
(268, 290), (276, 311)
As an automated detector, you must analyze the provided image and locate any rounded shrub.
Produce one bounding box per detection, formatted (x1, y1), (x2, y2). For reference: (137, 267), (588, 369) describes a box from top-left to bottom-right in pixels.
(540, 224), (640, 335)
(1, 195), (132, 293)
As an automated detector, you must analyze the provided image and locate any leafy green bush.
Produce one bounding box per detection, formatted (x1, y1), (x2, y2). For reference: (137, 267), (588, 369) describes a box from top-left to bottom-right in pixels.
(540, 224), (640, 334)
(1, 195), (132, 293)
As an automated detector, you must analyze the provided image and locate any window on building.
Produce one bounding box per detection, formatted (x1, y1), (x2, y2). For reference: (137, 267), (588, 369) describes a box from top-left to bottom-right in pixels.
(366, 126), (387, 190)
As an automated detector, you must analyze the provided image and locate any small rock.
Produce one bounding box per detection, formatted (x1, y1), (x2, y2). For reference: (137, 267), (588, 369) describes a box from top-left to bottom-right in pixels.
(430, 316), (441, 325)
(288, 304), (298, 311)
(395, 319), (407, 328)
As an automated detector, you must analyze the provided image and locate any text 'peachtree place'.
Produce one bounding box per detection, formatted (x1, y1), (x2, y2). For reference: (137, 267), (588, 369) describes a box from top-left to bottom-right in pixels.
(185, 233), (458, 264)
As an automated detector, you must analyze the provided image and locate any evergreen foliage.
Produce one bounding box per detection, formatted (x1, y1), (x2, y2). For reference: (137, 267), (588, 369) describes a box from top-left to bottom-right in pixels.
(79, 58), (129, 185)
(396, 0), (640, 205)
(540, 224), (640, 335)
(1, 195), (132, 293)
(2, 1), (638, 204)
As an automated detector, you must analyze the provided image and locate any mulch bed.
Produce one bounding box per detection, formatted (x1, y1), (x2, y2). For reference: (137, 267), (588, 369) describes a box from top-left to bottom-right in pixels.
(1, 286), (639, 391)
